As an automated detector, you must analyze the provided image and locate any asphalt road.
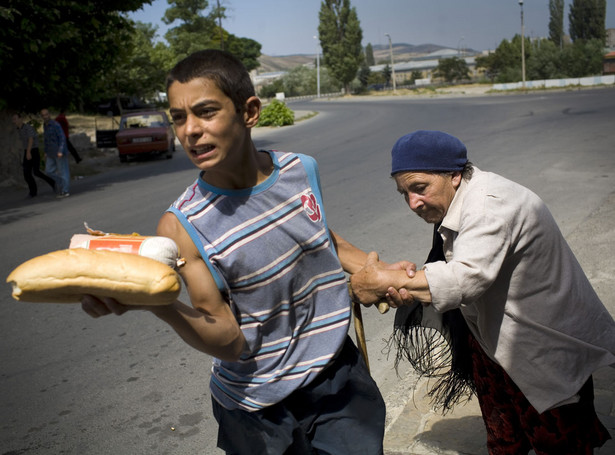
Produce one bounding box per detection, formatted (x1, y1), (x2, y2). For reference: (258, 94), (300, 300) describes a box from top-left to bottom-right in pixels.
(1, 87), (614, 454)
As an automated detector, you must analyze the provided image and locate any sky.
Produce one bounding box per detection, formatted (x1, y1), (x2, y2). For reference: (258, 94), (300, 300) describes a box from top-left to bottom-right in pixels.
(129, 0), (615, 56)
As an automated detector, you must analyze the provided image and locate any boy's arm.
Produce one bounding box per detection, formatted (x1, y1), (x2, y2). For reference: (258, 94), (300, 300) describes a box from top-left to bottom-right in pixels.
(329, 229), (368, 274)
(151, 212), (246, 360)
(81, 213), (246, 361)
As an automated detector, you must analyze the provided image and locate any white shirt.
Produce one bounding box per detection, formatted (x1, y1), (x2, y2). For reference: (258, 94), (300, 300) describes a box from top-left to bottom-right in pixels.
(424, 168), (615, 413)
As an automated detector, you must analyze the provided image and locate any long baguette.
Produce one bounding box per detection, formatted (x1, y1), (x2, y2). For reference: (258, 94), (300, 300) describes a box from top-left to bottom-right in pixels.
(6, 248), (181, 305)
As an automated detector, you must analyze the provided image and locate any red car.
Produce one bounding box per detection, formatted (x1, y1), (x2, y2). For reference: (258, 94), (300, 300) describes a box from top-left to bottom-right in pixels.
(116, 111), (176, 162)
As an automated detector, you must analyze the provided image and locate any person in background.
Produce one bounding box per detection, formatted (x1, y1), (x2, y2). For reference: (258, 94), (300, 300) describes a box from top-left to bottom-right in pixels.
(12, 112), (56, 198)
(41, 108), (70, 198)
(350, 130), (614, 455)
(55, 110), (82, 163)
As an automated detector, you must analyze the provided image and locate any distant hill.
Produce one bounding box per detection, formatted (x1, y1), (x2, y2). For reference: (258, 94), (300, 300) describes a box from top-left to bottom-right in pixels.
(256, 43), (474, 74)
(371, 43), (449, 63)
(257, 54), (315, 73)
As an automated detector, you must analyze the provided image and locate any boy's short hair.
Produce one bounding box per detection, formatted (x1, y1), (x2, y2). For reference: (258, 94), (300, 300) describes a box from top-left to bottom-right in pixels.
(166, 49), (255, 111)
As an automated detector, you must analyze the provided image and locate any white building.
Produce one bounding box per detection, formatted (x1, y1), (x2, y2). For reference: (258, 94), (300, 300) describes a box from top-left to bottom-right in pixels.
(370, 48), (482, 84)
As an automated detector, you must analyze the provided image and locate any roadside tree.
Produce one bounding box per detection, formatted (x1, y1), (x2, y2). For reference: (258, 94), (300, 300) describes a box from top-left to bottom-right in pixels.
(318, 0), (363, 94)
(163, 0), (219, 61)
(476, 35), (530, 83)
(549, 0), (565, 48)
(357, 61), (371, 91)
(382, 64), (392, 87)
(561, 38), (605, 76)
(162, 0), (261, 71)
(569, 0), (607, 44)
(0, 0), (150, 112)
(365, 43), (375, 66)
(526, 39), (565, 80)
(259, 66), (340, 99)
(434, 57), (470, 83)
(100, 22), (175, 105)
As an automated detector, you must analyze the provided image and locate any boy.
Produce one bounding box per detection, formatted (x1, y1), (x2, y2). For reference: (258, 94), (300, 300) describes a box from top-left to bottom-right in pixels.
(82, 49), (386, 454)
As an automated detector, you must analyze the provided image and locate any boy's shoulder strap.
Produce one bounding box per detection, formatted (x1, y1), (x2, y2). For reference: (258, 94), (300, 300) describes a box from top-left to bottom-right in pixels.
(296, 153), (323, 195)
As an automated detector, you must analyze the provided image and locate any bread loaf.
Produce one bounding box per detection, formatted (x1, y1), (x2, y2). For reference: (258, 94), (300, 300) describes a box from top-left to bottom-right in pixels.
(6, 248), (181, 305)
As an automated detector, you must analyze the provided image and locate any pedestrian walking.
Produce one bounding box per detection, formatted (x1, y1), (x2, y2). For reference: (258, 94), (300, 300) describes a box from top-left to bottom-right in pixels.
(12, 112), (56, 198)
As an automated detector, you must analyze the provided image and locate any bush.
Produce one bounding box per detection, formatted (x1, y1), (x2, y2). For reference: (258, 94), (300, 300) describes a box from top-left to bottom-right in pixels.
(257, 100), (294, 127)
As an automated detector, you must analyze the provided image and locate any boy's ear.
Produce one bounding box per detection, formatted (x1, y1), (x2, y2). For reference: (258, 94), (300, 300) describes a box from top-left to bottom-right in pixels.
(243, 96), (261, 127)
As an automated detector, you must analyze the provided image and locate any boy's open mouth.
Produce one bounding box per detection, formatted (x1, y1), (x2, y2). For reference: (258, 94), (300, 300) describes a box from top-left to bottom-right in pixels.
(191, 145), (215, 156)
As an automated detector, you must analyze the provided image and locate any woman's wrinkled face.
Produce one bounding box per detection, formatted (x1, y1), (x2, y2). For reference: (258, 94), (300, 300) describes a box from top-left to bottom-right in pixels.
(394, 171), (461, 224)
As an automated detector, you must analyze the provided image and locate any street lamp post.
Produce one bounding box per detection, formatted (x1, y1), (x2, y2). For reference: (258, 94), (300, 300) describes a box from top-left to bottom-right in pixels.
(519, 0), (526, 89)
(385, 33), (396, 92)
(314, 36), (321, 98)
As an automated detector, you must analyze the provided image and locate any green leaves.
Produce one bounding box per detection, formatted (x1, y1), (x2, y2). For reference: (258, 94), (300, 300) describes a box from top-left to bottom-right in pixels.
(318, 0), (363, 93)
(0, 0), (149, 112)
(569, 0), (607, 43)
(257, 100), (294, 127)
(476, 35), (605, 83)
(162, 0), (260, 71)
(434, 57), (470, 83)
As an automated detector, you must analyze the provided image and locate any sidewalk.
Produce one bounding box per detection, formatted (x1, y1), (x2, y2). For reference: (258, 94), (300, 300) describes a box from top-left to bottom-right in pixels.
(383, 191), (615, 454)
(383, 367), (615, 455)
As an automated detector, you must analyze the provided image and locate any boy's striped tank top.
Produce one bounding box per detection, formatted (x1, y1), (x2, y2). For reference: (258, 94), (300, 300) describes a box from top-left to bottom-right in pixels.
(167, 151), (351, 411)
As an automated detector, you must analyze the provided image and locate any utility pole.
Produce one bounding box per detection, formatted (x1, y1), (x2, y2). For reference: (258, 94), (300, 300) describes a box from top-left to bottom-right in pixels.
(519, 0), (526, 89)
(385, 33), (396, 92)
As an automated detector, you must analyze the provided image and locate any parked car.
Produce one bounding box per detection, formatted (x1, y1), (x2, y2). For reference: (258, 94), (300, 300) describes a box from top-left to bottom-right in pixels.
(116, 111), (176, 162)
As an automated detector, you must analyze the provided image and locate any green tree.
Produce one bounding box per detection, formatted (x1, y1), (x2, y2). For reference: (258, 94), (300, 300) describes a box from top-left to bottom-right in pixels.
(367, 70), (385, 86)
(283, 66), (314, 97)
(549, 0), (565, 48)
(569, 0), (607, 44)
(526, 39), (565, 80)
(561, 38), (604, 76)
(410, 70), (423, 83)
(365, 43), (375, 66)
(225, 34), (262, 72)
(259, 79), (285, 99)
(163, 0), (219, 60)
(434, 56), (470, 83)
(103, 22), (175, 103)
(382, 64), (392, 86)
(318, 0), (363, 94)
(0, 0), (151, 112)
(259, 66), (340, 99)
(475, 35), (529, 83)
(162, 0), (260, 71)
(357, 61), (371, 90)
(210, 0), (227, 50)
(477, 32), (603, 83)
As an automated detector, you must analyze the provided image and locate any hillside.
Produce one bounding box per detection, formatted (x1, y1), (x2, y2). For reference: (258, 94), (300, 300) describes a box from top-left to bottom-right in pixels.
(255, 43), (466, 73)
(257, 54), (315, 73)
